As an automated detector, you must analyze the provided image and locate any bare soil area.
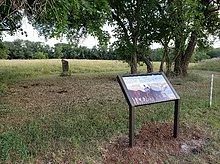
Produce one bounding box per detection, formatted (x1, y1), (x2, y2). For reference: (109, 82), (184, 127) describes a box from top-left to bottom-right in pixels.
(102, 123), (206, 164)
(3, 75), (120, 110)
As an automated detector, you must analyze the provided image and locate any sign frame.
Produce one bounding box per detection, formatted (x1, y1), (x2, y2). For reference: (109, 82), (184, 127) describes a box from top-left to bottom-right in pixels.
(117, 72), (180, 147)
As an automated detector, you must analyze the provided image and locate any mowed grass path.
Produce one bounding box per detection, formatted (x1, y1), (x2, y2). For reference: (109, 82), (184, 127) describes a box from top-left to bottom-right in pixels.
(0, 59), (220, 163)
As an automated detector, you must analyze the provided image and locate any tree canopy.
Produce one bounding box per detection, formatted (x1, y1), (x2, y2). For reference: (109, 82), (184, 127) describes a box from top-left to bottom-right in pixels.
(0, 0), (110, 45)
(30, 0), (110, 45)
(0, 0), (43, 37)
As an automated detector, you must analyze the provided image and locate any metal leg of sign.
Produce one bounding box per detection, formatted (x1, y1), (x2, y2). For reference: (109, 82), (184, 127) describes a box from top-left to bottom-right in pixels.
(129, 105), (135, 147)
(173, 99), (180, 138)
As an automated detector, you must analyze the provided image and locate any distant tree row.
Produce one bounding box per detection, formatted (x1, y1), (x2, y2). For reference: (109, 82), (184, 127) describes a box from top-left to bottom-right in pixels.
(1, 40), (219, 62)
(207, 48), (220, 59)
(149, 47), (220, 63)
(0, 40), (116, 60)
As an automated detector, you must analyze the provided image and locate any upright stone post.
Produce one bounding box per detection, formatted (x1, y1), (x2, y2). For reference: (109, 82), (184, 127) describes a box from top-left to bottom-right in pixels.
(61, 59), (71, 76)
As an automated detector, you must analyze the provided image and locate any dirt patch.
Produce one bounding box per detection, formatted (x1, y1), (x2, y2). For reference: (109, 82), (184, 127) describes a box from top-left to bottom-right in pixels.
(102, 123), (206, 164)
(1, 76), (122, 124)
(4, 76), (120, 110)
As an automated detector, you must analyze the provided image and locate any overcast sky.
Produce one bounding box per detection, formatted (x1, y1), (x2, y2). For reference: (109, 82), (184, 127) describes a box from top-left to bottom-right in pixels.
(2, 17), (220, 49)
(2, 17), (99, 48)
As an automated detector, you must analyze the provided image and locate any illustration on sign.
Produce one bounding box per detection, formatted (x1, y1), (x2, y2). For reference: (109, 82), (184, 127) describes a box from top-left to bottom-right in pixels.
(122, 74), (178, 106)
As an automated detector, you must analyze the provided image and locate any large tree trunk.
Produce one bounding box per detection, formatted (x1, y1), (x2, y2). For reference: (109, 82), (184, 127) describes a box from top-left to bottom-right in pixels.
(163, 44), (172, 76)
(142, 56), (153, 73)
(173, 35), (183, 76)
(174, 52), (183, 76)
(181, 31), (197, 76)
(159, 55), (165, 72)
(166, 62), (172, 77)
(160, 39), (171, 74)
(131, 36), (138, 74)
(174, 31), (197, 76)
(131, 53), (138, 74)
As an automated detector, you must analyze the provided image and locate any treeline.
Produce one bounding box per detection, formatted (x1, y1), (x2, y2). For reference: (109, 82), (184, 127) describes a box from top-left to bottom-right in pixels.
(0, 39), (220, 62)
(150, 47), (220, 63)
(0, 39), (116, 60)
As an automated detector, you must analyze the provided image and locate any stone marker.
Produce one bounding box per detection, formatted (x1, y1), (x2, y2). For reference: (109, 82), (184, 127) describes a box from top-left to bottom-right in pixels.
(61, 59), (71, 76)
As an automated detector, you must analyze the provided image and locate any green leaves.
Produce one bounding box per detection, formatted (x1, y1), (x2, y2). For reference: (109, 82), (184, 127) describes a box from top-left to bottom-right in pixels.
(0, 1), (23, 37)
(109, 0), (159, 73)
(0, 42), (8, 59)
(31, 0), (110, 45)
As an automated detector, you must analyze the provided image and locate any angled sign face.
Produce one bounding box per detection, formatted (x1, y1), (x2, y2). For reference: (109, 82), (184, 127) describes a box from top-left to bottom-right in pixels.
(118, 72), (180, 107)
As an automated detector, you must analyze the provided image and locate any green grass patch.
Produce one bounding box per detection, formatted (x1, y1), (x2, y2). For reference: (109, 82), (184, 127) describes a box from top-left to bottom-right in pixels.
(190, 58), (220, 72)
(0, 59), (220, 163)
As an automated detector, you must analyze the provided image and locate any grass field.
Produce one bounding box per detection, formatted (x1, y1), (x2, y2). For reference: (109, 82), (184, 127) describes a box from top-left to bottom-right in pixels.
(0, 59), (220, 163)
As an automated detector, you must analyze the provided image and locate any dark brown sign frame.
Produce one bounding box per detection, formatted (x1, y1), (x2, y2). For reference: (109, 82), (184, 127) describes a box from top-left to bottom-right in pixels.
(117, 72), (180, 147)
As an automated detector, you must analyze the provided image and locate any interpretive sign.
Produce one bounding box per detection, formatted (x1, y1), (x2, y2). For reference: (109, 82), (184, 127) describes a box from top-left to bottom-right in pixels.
(117, 72), (180, 147)
(118, 72), (180, 107)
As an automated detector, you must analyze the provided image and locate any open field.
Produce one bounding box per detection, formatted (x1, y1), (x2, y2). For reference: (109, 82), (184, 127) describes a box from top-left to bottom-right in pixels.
(0, 59), (220, 163)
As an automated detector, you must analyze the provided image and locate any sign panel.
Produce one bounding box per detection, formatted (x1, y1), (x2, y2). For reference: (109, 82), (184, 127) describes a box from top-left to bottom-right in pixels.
(117, 72), (180, 147)
(118, 72), (180, 106)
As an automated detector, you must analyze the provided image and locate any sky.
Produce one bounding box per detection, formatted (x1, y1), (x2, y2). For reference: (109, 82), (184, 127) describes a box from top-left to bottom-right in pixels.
(2, 17), (97, 48)
(2, 17), (115, 48)
(2, 17), (220, 49)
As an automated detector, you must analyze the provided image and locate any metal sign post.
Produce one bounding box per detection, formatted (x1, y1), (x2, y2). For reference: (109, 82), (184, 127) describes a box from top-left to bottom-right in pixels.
(117, 72), (180, 147)
(174, 99), (180, 138)
(129, 105), (135, 147)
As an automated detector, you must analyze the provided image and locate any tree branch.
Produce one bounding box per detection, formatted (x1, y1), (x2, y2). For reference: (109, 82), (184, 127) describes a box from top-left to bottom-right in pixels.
(111, 11), (130, 43)
(0, 28), (13, 32)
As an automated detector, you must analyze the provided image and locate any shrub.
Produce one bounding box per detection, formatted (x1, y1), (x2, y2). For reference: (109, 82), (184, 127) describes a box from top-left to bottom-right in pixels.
(207, 49), (220, 58)
(32, 52), (47, 59)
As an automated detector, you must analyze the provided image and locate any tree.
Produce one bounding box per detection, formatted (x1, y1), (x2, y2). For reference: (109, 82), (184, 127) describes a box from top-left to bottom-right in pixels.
(150, 0), (220, 76)
(150, 48), (163, 62)
(0, 0), (46, 38)
(4, 40), (52, 59)
(207, 48), (220, 58)
(192, 50), (210, 62)
(5, 39), (25, 59)
(54, 43), (77, 59)
(0, 0), (23, 37)
(33, 52), (47, 59)
(173, 0), (220, 76)
(110, 0), (220, 75)
(0, 41), (8, 59)
(149, 0), (177, 74)
(54, 43), (64, 59)
(109, 0), (158, 74)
